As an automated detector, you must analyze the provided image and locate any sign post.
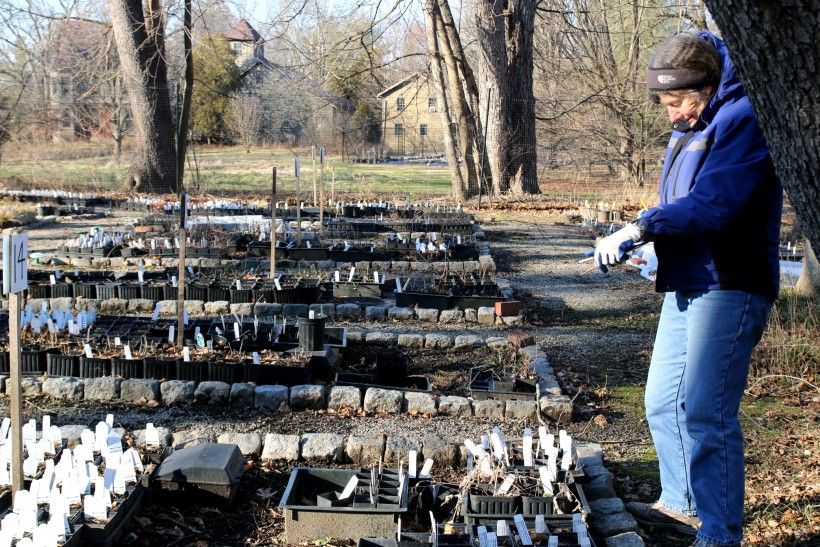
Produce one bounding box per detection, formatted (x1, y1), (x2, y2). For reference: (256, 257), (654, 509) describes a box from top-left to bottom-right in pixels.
(294, 157), (302, 244)
(3, 232), (28, 493)
(311, 145), (318, 207)
(177, 192), (188, 347)
(270, 166), (277, 279)
(319, 147), (325, 236)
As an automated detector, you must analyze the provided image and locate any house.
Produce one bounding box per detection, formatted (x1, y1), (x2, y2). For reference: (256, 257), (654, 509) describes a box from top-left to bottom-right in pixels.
(45, 18), (119, 140)
(225, 19), (353, 145)
(377, 72), (443, 157)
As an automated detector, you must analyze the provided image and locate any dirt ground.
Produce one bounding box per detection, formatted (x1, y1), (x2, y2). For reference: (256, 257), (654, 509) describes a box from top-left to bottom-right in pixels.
(6, 209), (819, 546)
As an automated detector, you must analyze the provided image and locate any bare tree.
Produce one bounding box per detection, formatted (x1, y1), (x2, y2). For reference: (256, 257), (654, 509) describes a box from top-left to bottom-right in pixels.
(228, 93), (262, 151)
(704, 0), (820, 289)
(108, 0), (178, 193)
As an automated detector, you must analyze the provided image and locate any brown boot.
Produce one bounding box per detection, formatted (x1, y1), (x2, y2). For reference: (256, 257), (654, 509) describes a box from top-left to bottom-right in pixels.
(625, 501), (701, 536)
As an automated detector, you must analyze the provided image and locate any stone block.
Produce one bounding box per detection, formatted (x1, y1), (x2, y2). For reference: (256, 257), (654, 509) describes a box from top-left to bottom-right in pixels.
(157, 300), (178, 315)
(501, 314), (523, 326)
(424, 333), (453, 349)
(363, 388), (403, 414)
(262, 433), (301, 461)
(204, 301), (230, 315)
(431, 262), (449, 274)
(42, 377), (84, 401)
(397, 334), (424, 348)
(454, 335), (484, 349)
(230, 303), (254, 315)
(472, 400), (505, 420)
(336, 303), (361, 320)
(100, 299), (127, 314)
(508, 332), (536, 348)
(464, 308), (478, 323)
(439, 309), (464, 324)
(345, 435), (385, 465)
(290, 384), (325, 411)
(384, 436), (422, 464)
(301, 433), (345, 462)
(519, 345), (547, 362)
(391, 261), (410, 272)
(132, 426), (171, 449)
(539, 394), (573, 424)
(437, 396), (471, 417)
(585, 470), (617, 499)
(49, 297), (75, 312)
(127, 299), (154, 312)
(309, 303), (335, 317)
(194, 381), (231, 405)
(364, 306), (388, 321)
(388, 307), (414, 321)
(217, 432), (262, 456)
(327, 386), (361, 410)
(184, 300), (205, 314)
(283, 304), (309, 318)
(477, 307), (496, 325)
(84, 377), (121, 401)
(365, 332), (398, 345)
(604, 532), (645, 547)
(255, 385), (290, 411)
(421, 437), (458, 467)
(120, 379), (159, 404)
(576, 442), (605, 468)
(230, 383), (255, 407)
(19, 377), (41, 397)
(161, 380), (195, 405)
(172, 427), (214, 449)
(486, 337), (508, 349)
(590, 497), (625, 516)
(254, 303), (283, 316)
(404, 392), (437, 415)
(415, 308), (439, 322)
(505, 400), (537, 421)
(410, 262), (432, 272)
(595, 512), (640, 538)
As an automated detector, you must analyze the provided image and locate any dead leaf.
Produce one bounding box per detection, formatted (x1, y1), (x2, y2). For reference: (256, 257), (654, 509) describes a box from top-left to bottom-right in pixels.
(256, 487), (277, 499)
(593, 414), (608, 427)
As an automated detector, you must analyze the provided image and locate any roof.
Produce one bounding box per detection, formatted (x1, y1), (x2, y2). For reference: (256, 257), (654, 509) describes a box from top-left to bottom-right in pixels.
(377, 72), (426, 98)
(46, 18), (112, 74)
(239, 59), (355, 112)
(225, 19), (262, 42)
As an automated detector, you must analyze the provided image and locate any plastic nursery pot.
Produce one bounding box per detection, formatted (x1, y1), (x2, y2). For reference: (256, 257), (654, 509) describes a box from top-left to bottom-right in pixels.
(46, 352), (80, 377)
(28, 284), (51, 299)
(140, 282), (167, 302)
(184, 284), (209, 302)
(51, 283), (74, 298)
(230, 286), (255, 304)
(72, 283), (97, 299)
(79, 356), (111, 378)
(298, 315), (326, 352)
(521, 495), (553, 516)
(95, 283), (119, 300)
(142, 357), (178, 380)
(118, 283), (142, 300)
(21, 349), (47, 375)
(207, 361), (246, 384)
(176, 360), (206, 382)
(111, 357), (143, 379)
(207, 283), (231, 303)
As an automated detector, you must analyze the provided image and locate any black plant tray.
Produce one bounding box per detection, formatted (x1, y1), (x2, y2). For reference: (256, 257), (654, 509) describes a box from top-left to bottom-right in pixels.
(333, 282), (384, 299)
(80, 356), (112, 378)
(111, 357), (144, 379)
(47, 351), (80, 377)
(208, 361), (246, 384)
(245, 363), (313, 386)
(335, 372), (431, 393)
(176, 360), (206, 382)
(394, 292), (450, 310)
(142, 357), (178, 380)
(287, 247), (330, 261)
(469, 367), (538, 401)
(81, 481), (146, 547)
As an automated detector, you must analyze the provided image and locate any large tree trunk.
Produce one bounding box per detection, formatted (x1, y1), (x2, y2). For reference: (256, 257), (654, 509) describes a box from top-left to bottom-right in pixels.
(175, 0), (193, 190)
(475, 0), (539, 195)
(795, 240), (819, 296)
(424, 0), (466, 201)
(704, 1), (820, 255)
(109, 0), (177, 194)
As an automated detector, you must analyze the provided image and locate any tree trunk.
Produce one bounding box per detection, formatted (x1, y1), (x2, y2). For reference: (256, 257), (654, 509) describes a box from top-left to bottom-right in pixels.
(424, 0), (466, 201)
(176, 0), (193, 191)
(109, 0), (177, 194)
(795, 240), (819, 296)
(704, 1), (820, 255)
(475, 0), (539, 195)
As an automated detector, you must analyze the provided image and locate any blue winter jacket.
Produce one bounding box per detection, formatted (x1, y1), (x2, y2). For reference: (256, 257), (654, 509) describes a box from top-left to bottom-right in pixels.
(640, 31), (783, 300)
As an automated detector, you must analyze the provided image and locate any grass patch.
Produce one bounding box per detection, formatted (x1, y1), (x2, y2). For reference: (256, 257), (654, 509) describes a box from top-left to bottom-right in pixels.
(751, 291), (819, 382)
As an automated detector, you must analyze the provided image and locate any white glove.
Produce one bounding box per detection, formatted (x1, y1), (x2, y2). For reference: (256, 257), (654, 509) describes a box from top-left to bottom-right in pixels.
(594, 224), (642, 273)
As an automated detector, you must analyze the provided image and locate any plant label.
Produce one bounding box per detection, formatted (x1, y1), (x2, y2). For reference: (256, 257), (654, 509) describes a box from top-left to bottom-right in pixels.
(490, 427), (507, 461)
(182, 347), (190, 362)
(535, 514), (546, 534)
(95, 422), (109, 452)
(151, 303), (161, 322)
(145, 424), (160, 448)
(373, 271), (380, 283)
(84, 344), (93, 359)
(83, 495), (106, 521)
(408, 450), (417, 478)
(188, 266), (194, 277)
(123, 344), (133, 360)
(174, 237), (180, 248)
(338, 476), (358, 500)
(395, 277), (402, 293)
(196, 333), (205, 348)
(523, 428), (534, 467)
(477, 525), (489, 546)
(168, 325), (174, 343)
(171, 275), (178, 288)
(23, 455), (38, 477)
(308, 310), (315, 320)
(252, 352), (261, 365)
(0, 418), (9, 443)
(2, 233), (28, 294)
(348, 267), (355, 282)
(537, 426), (548, 457)
(496, 520), (508, 537)
(538, 466), (553, 495)
(495, 474), (515, 495)
(514, 515), (533, 545)
(49, 274), (56, 285)
(183, 308), (189, 325)
(235, 279), (242, 290)
(234, 322), (241, 341)
(274, 278), (282, 291)
(137, 267), (144, 283)
(419, 458), (434, 479)
(572, 514), (582, 532)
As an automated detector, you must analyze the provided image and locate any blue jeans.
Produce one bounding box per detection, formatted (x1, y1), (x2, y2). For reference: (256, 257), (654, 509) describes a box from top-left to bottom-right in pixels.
(645, 290), (771, 545)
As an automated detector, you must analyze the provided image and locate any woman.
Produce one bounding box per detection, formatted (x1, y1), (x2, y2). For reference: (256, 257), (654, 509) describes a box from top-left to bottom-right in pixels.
(594, 32), (783, 547)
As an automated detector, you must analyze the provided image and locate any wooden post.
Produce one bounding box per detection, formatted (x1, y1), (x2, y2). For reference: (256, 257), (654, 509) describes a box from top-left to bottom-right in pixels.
(312, 151), (318, 207)
(270, 167), (277, 279)
(295, 157), (303, 244)
(319, 149), (325, 236)
(8, 290), (22, 493)
(331, 166), (336, 208)
(177, 192), (187, 348)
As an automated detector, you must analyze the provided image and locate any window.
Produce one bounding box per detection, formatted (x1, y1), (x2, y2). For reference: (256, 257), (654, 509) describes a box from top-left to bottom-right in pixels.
(396, 97), (406, 112)
(233, 42), (242, 54)
(394, 123), (405, 136)
(428, 97), (437, 112)
(419, 124), (428, 136)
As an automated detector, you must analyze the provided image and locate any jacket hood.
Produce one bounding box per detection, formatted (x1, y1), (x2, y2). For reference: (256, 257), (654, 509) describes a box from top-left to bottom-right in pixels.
(698, 31), (744, 124)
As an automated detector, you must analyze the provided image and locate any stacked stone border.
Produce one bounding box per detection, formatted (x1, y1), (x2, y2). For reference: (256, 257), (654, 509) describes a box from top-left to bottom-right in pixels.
(3, 339), (572, 424)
